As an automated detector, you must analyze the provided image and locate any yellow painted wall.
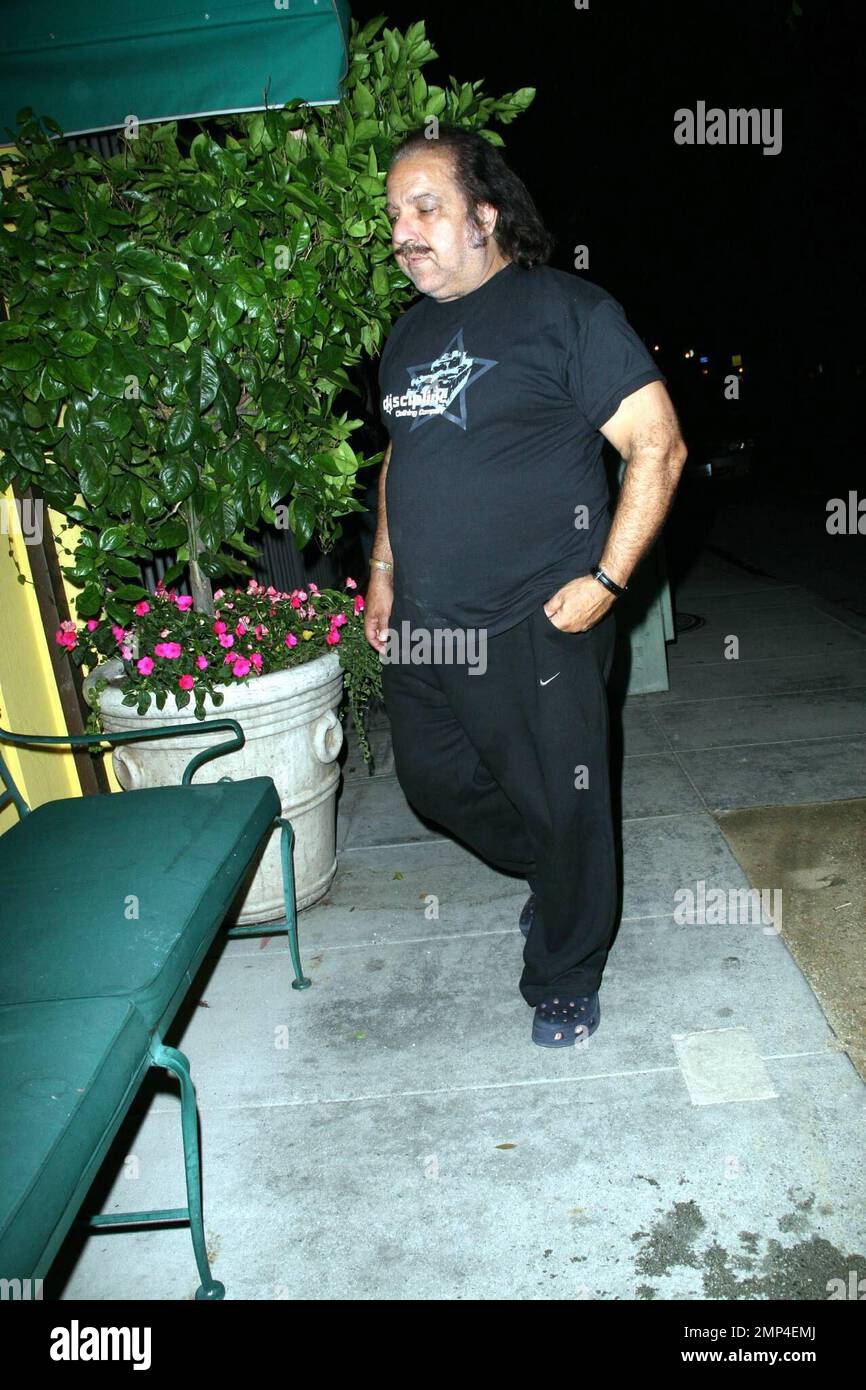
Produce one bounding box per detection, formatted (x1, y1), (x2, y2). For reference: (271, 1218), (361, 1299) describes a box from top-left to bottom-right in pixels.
(0, 489), (83, 828)
(0, 489), (122, 835)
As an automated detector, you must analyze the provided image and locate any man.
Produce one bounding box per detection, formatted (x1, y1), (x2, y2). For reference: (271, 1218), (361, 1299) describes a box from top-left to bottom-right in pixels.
(364, 124), (687, 1047)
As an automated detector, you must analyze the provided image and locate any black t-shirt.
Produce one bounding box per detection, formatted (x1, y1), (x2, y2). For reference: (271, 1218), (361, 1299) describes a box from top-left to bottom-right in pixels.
(378, 261), (664, 635)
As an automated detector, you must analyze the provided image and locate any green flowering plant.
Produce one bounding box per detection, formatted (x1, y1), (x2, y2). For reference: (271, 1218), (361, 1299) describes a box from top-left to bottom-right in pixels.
(0, 15), (534, 623)
(58, 574), (383, 766)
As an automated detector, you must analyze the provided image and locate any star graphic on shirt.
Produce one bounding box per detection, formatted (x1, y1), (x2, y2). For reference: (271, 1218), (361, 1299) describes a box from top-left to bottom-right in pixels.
(404, 328), (498, 431)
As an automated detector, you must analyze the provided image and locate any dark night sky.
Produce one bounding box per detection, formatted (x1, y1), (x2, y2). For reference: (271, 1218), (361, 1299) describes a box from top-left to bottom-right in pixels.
(350, 0), (864, 430)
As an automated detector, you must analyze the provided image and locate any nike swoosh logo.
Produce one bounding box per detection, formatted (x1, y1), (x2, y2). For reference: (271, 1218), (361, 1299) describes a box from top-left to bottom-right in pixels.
(540, 673), (560, 686)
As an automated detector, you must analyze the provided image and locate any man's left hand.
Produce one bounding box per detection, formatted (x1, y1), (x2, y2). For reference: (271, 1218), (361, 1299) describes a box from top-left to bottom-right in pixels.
(542, 575), (618, 633)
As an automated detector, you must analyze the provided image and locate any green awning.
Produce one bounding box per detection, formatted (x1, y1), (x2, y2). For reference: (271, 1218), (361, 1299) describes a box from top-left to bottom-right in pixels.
(0, 0), (351, 141)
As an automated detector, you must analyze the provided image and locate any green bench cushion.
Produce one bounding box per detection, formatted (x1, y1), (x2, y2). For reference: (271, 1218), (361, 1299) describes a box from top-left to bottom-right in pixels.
(0, 997), (152, 1278)
(0, 778), (280, 1028)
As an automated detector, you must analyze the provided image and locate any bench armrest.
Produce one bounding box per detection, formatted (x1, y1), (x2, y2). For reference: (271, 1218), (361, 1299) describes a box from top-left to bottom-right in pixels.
(0, 719), (245, 811)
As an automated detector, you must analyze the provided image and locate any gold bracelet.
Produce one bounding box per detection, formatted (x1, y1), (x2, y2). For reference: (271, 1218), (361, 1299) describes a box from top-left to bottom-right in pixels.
(370, 557), (393, 573)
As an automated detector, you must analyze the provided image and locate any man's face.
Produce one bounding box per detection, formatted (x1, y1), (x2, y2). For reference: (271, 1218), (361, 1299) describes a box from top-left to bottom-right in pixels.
(385, 148), (498, 302)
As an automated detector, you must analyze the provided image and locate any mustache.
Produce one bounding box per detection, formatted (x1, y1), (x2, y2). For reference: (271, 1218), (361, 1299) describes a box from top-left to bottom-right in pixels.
(396, 243), (430, 257)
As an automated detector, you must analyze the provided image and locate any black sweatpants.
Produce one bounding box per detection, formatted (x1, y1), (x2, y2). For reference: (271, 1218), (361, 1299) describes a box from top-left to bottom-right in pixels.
(380, 586), (618, 1007)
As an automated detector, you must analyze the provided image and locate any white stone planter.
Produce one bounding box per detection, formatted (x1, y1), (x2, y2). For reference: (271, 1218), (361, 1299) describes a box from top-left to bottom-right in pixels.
(83, 652), (344, 925)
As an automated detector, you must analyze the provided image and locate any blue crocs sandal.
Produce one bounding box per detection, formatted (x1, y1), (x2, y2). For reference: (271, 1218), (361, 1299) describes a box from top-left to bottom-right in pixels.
(532, 992), (600, 1047)
(519, 893), (537, 939)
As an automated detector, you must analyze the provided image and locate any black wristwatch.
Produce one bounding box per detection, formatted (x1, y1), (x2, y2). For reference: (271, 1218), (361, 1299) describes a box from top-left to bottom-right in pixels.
(593, 566), (628, 598)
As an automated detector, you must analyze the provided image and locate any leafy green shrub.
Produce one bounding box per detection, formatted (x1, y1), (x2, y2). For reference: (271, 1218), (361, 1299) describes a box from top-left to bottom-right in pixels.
(0, 15), (533, 630)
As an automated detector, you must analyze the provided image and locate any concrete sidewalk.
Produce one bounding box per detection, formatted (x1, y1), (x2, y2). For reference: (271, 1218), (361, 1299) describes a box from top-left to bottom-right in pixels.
(57, 553), (866, 1301)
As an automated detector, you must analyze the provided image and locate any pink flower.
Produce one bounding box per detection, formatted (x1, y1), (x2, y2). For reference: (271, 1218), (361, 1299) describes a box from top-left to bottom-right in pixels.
(159, 628), (169, 638)
(134, 600), (150, 616)
(308, 582), (319, 593)
(111, 624), (126, 643)
(326, 629), (341, 645)
(219, 633), (234, 649)
(254, 624), (267, 640)
(223, 652), (235, 665)
(332, 613), (347, 628)
(154, 641), (182, 659)
(178, 674), (195, 691)
(121, 645), (133, 660)
(354, 593), (365, 615)
(86, 619), (99, 632)
(137, 656), (154, 675)
(213, 620), (227, 635)
(232, 657), (251, 678)
(267, 585), (277, 597)
(175, 595), (194, 612)
(290, 594), (302, 609)
(196, 654), (209, 670)
(235, 621), (247, 636)
(155, 579), (165, 594)
(55, 621), (77, 651)
(345, 576), (357, 590)
(250, 651), (263, 672)
(213, 588), (225, 601)
(285, 633), (298, 648)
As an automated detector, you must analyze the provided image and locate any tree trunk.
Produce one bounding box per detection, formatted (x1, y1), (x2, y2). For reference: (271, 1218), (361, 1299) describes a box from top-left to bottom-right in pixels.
(184, 500), (215, 617)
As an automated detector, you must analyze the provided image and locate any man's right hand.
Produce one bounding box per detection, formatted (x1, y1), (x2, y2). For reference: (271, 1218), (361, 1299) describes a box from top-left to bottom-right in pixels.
(363, 570), (394, 655)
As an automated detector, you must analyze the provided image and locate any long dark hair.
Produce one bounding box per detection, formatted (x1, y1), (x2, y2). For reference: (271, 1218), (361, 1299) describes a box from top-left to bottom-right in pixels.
(388, 124), (555, 269)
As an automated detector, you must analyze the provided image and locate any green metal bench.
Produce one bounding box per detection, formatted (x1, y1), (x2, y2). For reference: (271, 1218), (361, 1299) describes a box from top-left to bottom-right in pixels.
(0, 718), (308, 1300)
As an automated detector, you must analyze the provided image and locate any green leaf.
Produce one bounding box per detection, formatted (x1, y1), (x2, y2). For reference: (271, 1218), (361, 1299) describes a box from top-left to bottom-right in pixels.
(104, 553), (144, 579)
(0, 344), (42, 371)
(5, 425), (43, 470)
(154, 518), (189, 549)
(283, 327), (301, 369)
(159, 456), (198, 503)
(164, 302), (188, 344)
(56, 329), (98, 358)
(76, 584), (104, 618)
(79, 455), (109, 504)
(372, 264), (390, 298)
(184, 346), (220, 412)
(111, 582), (149, 601)
(105, 403), (133, 439)
(289, 494), (317, 547)
(116, 248), (185, 296)
(216, 359), (241, 409)
(213, 283), (244, 330)
(166, 401), (197, 452)
(353, 83), (376, 118)
(98, 526), (126, 552)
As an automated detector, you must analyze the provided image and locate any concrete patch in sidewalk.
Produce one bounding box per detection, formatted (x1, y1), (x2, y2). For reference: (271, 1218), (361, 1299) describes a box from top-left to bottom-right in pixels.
(673, 1026), (778, 1105)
